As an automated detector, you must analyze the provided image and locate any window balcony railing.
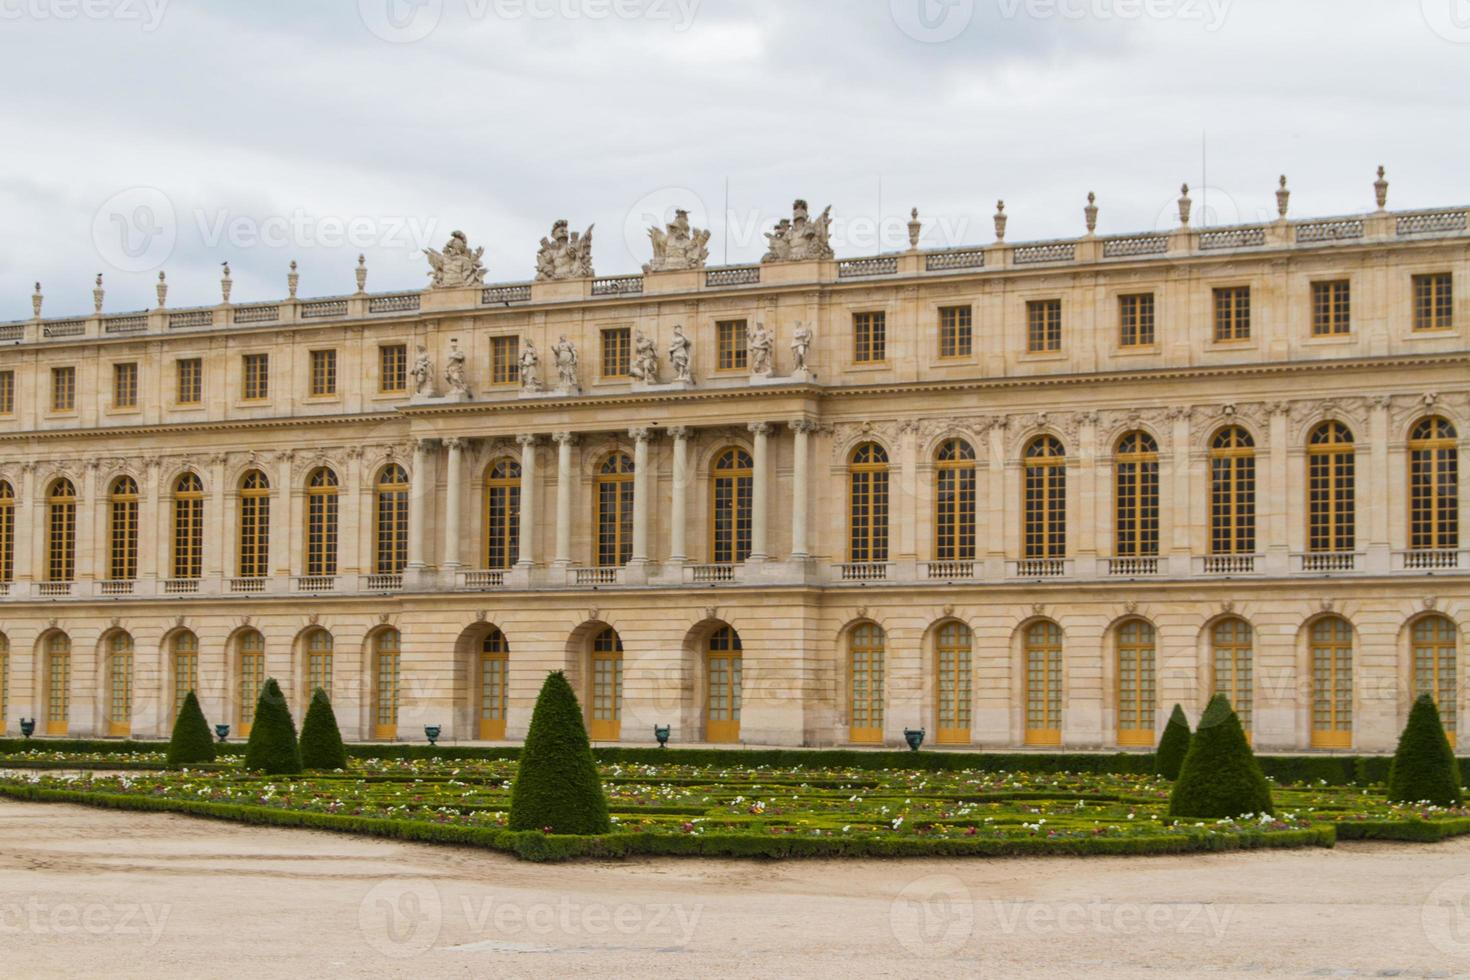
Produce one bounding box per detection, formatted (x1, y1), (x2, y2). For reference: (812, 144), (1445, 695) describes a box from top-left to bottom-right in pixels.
(923, 561), (976, 581)
(364, 573), (402, 592)
(1396, 549), (1464, 571)
(460, 569), (507, 590)
(163, 578), (200, 594)
(37, 582), (73, 597)
(575, 567), (621, 586)
(294, 575), (337, 592)
(1296, 552), (1359, 573)
(98, 579), (136, 596)
(0, 581), (11, 597)
(229, 577), (266, 594)
(1197, 554), (1260, 576)
(1106, 557), (1160, 577)
(1011, 558), (1067, 578)
(836, 562), (890, 582)
(687, 564), (738, 584)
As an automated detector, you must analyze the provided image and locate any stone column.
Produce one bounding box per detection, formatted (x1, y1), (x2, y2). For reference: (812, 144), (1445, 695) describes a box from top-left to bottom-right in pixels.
(516, 434), (537, 567)
(406, 438), (432, 570)
(630, 427), (652, 565)
(553, 432), (575, 567)
(138, 460), (158, 583)
(1367, 397), (1391, 572)
(788, 420), (812, 559)
(205, 454), (227, 579)
(340, 448), (362, 576)
(748, 422), (771, 561)
(14, 464), (35, 586)
(273, 450), (294, 578)
(668, 427), (690, 564)
(441, 438), (465, 572)
(76, 461), (98, 583)
(1267, 405), (1290, 574)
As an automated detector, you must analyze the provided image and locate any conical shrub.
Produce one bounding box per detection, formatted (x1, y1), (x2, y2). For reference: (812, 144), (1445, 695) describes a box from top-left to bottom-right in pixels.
(508, 671), (610, 835)
(1154, 704), (1191, 780)
(1168, 693), (1273, 818)
(299, 687), (347, 771)
(242, 678), (302, 775)
(1387, 694), (1462, 806)
(166, 690), (216, 767)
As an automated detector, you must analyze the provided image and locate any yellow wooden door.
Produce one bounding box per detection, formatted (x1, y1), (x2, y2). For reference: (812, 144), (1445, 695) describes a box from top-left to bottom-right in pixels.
(479, 642), (508, 740)
(587, 628), (622, 741)
(849, 625), (884, 744)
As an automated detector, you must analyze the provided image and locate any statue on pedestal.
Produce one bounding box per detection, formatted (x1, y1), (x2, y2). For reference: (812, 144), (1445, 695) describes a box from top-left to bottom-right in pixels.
(644, 209), (711, 272)
(411, 344), (432, 394)
(630, 331), (659, 383)
(553, 335), (580, 390)
(444, 340), (470, 397)
(668, 325), (693, 383)
(520, 340), (543, 392)
(762, 199), (834, 263)
(424, 230), (486, 288)
(791, 321), (813, 373)
(535, 220), (595, 281)
(749, 322), (774, 375)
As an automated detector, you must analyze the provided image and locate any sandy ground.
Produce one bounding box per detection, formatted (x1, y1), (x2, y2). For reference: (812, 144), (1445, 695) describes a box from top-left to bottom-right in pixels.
(3, 801), (1470, 978)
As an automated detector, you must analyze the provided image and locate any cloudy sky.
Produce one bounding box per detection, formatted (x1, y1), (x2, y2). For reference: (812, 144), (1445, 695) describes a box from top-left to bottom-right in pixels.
(1, 0), (1466, 316)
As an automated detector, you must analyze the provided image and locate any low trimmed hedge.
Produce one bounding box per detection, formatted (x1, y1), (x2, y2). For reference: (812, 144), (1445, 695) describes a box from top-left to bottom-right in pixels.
(1333, 817), (1470, 843)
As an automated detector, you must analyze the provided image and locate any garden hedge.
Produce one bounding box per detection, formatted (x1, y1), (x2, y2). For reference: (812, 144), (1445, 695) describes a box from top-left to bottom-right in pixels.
(165, 691), (216, 767)
(1169, 694), (1273, 818)
(508, 671), (610, 835)
(1154, 704), (1191, 780)
(1387, 694), (1462, 807)
(299, 688), (347, 771)
(243, 679), (302, 775)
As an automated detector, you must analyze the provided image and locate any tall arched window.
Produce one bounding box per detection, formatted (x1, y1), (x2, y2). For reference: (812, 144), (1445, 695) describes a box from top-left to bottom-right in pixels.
(1409, 417), (1459, 554)
(848, 443), (890, 564)
(0, 633), (9, 726)
(106, 632), (133, 737)
(1310, 617), (1353, 749)
(849, 623), (885, 744)
(237, 630), (265, 736)
(1211, 618), (1254, 733)
(935, 621), (972, 744)
(934, 439), (977, 562)
(706, 625), (743, 743)
(45, 633), (70, 735)
(108, 476), (139, 582)
(1307, 422), (1355, 554)
(710, 448), (754, 565)
(374, 465), (409, 575)
(304, 629), (333, 703)
(238, 470), (270, 579)
(305, 468), (339, 577)
(172, 473), (205, 580)
(1209, 427), (1256, 556)
(47, 478), (76, 583)
(0, 481), (13, 586)
(372, 629), (401, 740)
(483, 458), (521, 569)
(1412, 615), (1458, 743)
(1116, 619), (1157, 745)
(595, 453), (635, 568)
(1024, 620), (1063, 745)
(172, 631), (199, 718)
(478, 628), (509, 740)
(588, 627), (623, 740)
(1114, 432), (1159, 558)
(1023, 437), (1066, 560)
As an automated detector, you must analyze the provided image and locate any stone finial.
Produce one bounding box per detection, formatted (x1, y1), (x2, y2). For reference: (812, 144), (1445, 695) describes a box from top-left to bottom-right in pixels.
(907, 207), (922, 249)
(994, 200), (1007, 242)
(355, 254), (367, 294)
(287, 260), (299, 298)
(156, 271), (168, 309)
(1374, 165), (1389, 210)
(220, 263), (233, 304)
(1177, 183), (1192, 227)
(1276, 175), (1290, 219)
(1084, 191), (1098, 234)
(31, 282), (42, 319)
(93, 273), (104, 314)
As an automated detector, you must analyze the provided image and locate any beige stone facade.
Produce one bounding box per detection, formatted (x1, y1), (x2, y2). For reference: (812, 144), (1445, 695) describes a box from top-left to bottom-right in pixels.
(0, 194), (1467, 752)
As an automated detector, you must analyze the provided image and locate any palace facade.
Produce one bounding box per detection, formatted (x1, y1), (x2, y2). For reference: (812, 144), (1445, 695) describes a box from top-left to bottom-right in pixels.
(0, 183), (1466, 752)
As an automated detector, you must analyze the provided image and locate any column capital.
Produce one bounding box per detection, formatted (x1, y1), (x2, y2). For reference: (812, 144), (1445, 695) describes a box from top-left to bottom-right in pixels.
(629, 426), (656, 443)
(443, 436), (466, 452)
(748, 421), (772, 436)
(515, 433), (538, 447)
(788, 418), (819, 434)
(412, 437), (435, 454)
(552, 431), (578, 446)
(668, 425), (691, 439)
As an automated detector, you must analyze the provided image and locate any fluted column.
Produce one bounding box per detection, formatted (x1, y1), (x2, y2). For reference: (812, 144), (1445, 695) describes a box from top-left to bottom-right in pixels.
(668, 427), (690, 563)
(788, 420), (812, 559)
(273, 450), (293, 577)
(406, 438), (431, 570)
(516, 434), (537, 567)
(76, 461), (98, 583)
(553, 432), (575, 567)
(441, 438), (465, 571)
(630, 427), (652, 565)
(749, 422), (771, 561)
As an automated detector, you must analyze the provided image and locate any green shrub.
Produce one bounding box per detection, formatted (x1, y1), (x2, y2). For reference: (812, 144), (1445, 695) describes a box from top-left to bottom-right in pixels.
(509, 671), (610, 835)
(242, 679), (302, 775)
(1387, 694), (1462, 807)
(1155, 704), (1191, 780)
(165, 691), (216, 767)
(1169, 694), (1274, 818)
(299, 688), (347, 771)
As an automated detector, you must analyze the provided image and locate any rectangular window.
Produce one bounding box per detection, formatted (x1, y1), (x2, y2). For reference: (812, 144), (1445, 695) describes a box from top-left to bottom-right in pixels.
(1213, 286), (1251, 342)
(242, 353), (269, 401)
(379, 344), (407, 393)
(50, 366), (75, 412)
(491, 335), (520, 385)
(1118, 293), (1155, 348)
(176, 358), (202, 405)
(938, 306), (972, 359)
(112, 363), (138, 409)
(1413, 273), (1454, 331)
(0, 371), (14, 414)
(716, 319), (748, 371)
(1026, 299), (1062, 353)
(309, 349), (337, 397)
(1311, 280), (1351, 336)
(601, 327), (631, 378)
(853, 311), (886, 364)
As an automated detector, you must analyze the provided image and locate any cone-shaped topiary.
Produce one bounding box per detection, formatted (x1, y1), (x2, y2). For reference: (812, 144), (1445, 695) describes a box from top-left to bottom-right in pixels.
(165, 690), (216, 767)
(1168, 693), (1273, 818)
(508, 671), (610, 835)
(1387, 694), (1462, 807)
(243, 678), (302, 775)
(299, 687), (347, 771)
(1154, 703), (1191, 780)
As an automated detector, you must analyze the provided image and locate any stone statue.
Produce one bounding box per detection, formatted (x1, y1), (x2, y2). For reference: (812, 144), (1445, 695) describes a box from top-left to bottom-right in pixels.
(644, 209), (711, 272)
(444, 339), (470, 396)
(749, 322), (773, 375)
(630, 330), (659, 383)
(668, 325), (693, 383)
(762, 199), (834, 263)
(535, 220), (595, 281)
(791, 321), (813, 373)
(519, 340), (543, 392)
(424, 230), (486, 288)
(411, 344), (432, 394)
(552, 334), (580, 390)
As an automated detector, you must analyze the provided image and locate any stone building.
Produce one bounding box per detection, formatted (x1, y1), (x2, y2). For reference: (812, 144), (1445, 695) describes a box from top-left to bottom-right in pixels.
(0, 180), (1465, 752)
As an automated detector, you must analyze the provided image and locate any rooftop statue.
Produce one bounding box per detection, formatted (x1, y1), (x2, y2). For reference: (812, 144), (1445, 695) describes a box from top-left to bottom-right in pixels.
(762, 199), (834, 263)
(644, 209), (711, 272)
(536, 220), (595, 281)
(424, 230), (486, 288)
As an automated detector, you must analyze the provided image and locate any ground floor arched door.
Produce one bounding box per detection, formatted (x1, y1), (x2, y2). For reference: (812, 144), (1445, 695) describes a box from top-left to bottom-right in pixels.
(106, 633), (133, 738)
(705, 626), (742, 743)
(849, 624), (885, 744)
(587, 627), (622, 741)
(372, 629), (401, 741)
(479, 628), (509, 740)
(45, 634), (71, 736)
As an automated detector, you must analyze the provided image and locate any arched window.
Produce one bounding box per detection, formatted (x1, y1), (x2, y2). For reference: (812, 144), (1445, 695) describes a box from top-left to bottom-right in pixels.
(0, 481), (13, 585)
(935, 621), (972, 744)
(106, 632), (133, 737)
(172, 473), (204, 580)
(1409, 417), (1459, 554)
(374, 465), (409, 575)
(1024, 621), (1063, 745)
(47, 478), (76, 583)
(1413, 615), (1458, 743)
(848, 443), (890, 564)
(45, 633), (70, 735)
(710, 448), (754, 565)
(172, 631), (198, 718)
(238, 470), (270, 579)
(1310, 617), (1353, 749)
(1114, 432), (1159, 558)
(1209, 427), (1255, 556)
(706, 625), (743, 743)
(304, 629), (333, 703)
(849, 623), (885, 744)
(1307, 422), (1355, 554)
(595, 453), (635, 568)
(588, 627), (623, 741)
(108, 476), (139, 582)
(934, 439), (977, 562)
(478, 628), (509, 740)
(305, 468), (339, 578)
(1211, 618), (1254, 733)
(372, 629), (401, 740)
(483, 458), (521, 570)
(1116, 619), (1157, 745)
(1024, 437), (1066, 560)
(237, 631), (265, 736)
(0, 633), (9, 726)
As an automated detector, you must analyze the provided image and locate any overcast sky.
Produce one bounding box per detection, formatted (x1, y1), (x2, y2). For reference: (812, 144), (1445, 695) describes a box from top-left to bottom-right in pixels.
(1, 0), (1466, 316)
